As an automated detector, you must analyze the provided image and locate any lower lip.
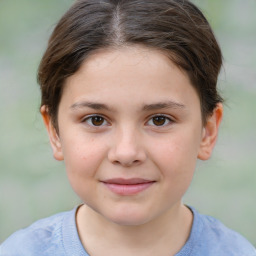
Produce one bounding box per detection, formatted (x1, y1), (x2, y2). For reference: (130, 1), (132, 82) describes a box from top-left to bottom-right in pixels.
(103, 182), (154, 196)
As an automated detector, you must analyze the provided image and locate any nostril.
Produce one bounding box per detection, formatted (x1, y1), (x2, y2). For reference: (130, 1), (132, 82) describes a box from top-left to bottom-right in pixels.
(112, 159), (141, 167)
(107, 142), (147, 167)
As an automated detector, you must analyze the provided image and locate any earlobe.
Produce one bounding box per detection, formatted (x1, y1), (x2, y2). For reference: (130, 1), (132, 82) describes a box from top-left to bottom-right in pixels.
(40, 105), (64, 161)
(198, 103), (223, 160)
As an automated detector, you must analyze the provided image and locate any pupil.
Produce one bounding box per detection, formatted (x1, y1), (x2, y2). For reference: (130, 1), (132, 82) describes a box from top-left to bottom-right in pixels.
(92, 116), (104, 126)
(153, 116), (165, 126)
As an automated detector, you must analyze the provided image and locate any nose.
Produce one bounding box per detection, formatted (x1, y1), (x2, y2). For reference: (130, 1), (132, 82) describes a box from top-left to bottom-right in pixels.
(108, 127), (147, 167)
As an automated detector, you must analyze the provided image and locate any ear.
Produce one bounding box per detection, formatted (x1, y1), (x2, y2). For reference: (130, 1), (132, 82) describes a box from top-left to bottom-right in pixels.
(198, 103), (223, 160)
(40, 105), (64, 161)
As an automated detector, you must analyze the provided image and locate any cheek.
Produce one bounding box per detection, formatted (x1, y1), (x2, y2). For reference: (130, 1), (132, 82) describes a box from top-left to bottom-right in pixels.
(61, 136), (108, 203)
(61, 135), (107, 178)
(152, 135), (199, 166)
(149, 130), (201, 182)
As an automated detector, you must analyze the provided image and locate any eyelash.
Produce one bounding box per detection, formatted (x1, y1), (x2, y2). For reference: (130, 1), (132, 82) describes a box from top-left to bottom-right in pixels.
(82, 114), (174, 128)
(82, 115), (109, 127)
(146, 114), (174, 127)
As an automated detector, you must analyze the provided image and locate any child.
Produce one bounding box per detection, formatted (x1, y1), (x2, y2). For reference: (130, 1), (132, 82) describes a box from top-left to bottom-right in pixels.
(1, 0), (255, 255)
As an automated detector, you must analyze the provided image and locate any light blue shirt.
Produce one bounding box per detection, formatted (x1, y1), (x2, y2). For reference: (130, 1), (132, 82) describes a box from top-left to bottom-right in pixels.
(1, 206), (255, 255)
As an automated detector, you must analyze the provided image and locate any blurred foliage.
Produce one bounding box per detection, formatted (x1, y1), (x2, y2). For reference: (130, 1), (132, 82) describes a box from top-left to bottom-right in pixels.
(0, 0), (255, 246)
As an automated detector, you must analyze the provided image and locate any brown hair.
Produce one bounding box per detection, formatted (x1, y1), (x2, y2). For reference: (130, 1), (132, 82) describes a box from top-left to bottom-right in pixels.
(38, 0), (223, 129)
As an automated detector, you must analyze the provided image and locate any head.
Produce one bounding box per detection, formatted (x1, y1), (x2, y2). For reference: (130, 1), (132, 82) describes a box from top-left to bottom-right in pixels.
(38, 0), (223, 131)
(38, 0), (223, 226)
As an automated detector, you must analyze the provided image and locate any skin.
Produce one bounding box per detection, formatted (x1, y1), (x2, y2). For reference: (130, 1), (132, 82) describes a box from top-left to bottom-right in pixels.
(41, 46), (223, 256)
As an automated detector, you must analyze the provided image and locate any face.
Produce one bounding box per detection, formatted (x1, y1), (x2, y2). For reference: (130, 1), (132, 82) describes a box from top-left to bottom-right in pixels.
(42, 46), (222, 226)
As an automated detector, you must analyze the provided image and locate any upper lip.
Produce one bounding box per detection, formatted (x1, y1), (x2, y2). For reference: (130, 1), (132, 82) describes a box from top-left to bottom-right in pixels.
(102, 178), (155, 185)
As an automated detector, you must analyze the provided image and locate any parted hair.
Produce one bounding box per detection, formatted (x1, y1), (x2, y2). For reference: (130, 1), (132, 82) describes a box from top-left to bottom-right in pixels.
(38, 0), (223, 129)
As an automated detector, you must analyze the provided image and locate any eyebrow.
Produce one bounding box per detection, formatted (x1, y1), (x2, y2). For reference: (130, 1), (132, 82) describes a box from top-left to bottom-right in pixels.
(142, 101), (185, 111)
(70, 100), (185, 112)
(70, 101), (111, 111)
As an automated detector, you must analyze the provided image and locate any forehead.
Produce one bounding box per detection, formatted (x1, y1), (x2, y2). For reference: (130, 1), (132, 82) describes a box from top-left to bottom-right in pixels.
(61, 46), (200, 111)
(80, 46), (176, 73)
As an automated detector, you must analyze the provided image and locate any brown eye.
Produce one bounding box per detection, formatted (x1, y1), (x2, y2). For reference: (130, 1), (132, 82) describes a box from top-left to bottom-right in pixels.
(85, 116), (107, 126)
(147, 115), (172, 127)
(152, 116), (167, 126)
(91, 116), (105, 126)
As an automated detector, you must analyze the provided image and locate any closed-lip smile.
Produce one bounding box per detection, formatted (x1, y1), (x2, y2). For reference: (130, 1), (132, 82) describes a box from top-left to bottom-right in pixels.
(101, 178), (156, 195)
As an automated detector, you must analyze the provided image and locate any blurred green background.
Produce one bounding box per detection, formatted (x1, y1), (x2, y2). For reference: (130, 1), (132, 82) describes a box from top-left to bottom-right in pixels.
(0, 0), (255, 246)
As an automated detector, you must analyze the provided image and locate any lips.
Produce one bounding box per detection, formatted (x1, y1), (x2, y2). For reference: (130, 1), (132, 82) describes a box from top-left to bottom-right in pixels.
(101, 178), (155, 195)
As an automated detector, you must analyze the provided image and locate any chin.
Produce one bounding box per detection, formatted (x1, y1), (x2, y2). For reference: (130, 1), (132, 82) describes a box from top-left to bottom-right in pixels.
(85, 199), (157, 227)
(103, 208), (153, 227)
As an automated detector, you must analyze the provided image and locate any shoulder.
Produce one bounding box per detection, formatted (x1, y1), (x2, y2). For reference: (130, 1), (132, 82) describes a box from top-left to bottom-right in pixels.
(0, 209), (75, 256)
(184, 207), (256, 256)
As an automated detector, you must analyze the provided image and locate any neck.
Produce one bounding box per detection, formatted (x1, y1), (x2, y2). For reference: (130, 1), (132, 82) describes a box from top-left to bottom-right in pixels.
(76, 203), (193, 256)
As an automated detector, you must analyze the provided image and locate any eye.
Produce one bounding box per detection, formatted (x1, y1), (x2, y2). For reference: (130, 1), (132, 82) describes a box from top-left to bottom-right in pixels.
(83, 115), (108, 127)
(147, 115), (173, 127)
